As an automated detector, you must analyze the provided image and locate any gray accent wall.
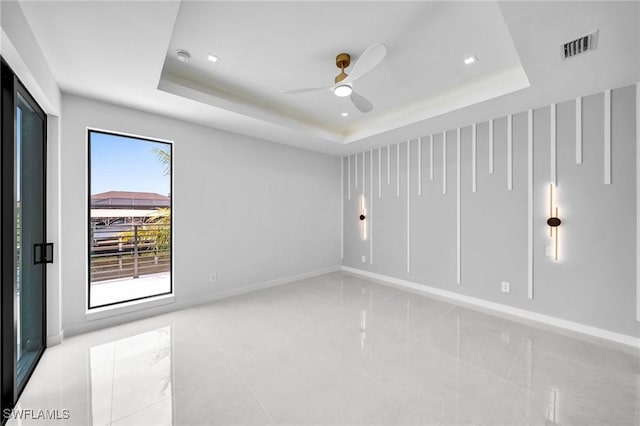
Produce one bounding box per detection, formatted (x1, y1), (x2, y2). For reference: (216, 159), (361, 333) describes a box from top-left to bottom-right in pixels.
(343, 84), (639, 338)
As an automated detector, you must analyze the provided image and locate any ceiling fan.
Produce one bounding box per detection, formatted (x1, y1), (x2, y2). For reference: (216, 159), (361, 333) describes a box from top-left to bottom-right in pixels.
(282, 43), (387, 113)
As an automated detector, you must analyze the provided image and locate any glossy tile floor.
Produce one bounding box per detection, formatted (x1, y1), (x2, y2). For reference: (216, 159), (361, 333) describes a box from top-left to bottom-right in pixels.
(10, 272), (640, 425)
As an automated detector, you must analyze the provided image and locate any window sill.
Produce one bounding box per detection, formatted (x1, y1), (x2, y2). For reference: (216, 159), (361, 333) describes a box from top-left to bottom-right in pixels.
(85, 293), (175, 321)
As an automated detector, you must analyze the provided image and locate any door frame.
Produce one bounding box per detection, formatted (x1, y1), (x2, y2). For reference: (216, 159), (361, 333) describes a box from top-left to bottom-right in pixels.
(0, 57), (47, 417)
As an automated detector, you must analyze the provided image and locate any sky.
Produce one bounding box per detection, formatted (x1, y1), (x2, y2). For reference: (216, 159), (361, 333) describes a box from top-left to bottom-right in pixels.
(90, 132), (171, 196)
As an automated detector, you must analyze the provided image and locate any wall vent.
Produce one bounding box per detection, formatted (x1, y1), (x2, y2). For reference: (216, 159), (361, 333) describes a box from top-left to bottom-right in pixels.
(560, 30), (598, 60)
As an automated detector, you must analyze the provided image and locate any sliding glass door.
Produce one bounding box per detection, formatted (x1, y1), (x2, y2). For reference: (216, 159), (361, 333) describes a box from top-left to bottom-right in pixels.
(15, 90), (46, 386)
(1, 58), (48, 420)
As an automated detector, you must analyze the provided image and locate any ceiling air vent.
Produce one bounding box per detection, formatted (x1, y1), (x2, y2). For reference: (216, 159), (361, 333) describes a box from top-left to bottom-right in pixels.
(560, 30), (598, 60)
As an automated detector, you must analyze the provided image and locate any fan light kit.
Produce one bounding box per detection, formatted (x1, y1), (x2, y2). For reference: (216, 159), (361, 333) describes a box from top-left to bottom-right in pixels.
(282, 43), (387, 114)
(176, 49), (191, 63)
(334, 85), (352, 97)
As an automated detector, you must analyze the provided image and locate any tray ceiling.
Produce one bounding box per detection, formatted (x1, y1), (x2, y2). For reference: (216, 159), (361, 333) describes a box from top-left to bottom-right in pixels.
(159, 1), (528, 144)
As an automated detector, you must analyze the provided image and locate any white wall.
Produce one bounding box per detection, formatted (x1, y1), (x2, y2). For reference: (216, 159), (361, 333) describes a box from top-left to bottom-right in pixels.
(60, 94), (341, 335)
(343, 85), (639, 342)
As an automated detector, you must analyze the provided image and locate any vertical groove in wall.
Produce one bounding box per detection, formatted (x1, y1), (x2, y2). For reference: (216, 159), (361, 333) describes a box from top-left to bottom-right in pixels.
(348, 155), (351, 200)
(429, 135), (434, 180)
(604, 89), (611, 185)
(443, 131), (447, 194)
(526, 339), (533, 389)
(528, 110), (534, 299)
(397, 143), (400, 197)
(489, 119), (494, 174)
(508, 114), (513, 191)
(378, 147), (382, 198)
(387, 145), (391, 185)
(456, 321), (461, 391)
(341, 157), (344, 260)
(362, 150), (365, 196)
(407, 140), (411, 274)
(472, 124), (477, 193)
(576, 97), (583, 164)
(355, 153), (358, 188)
(456, 128), (461, 284)
(636, 83), (640, 321)
(370, 150), (373, 266)
(418, 138), (422, 196)
(551, 103), (557, 186)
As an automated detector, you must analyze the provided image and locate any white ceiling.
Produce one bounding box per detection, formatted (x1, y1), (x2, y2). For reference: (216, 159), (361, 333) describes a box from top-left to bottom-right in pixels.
(17, 1), (640, 156)
(160, 1), (527, 143)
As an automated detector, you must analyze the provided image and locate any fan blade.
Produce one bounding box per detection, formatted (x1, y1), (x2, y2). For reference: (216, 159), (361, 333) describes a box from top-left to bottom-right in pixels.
(344, 43), (387, 83)
(350, 91), (373, 113)
(281, 86), (332, 95)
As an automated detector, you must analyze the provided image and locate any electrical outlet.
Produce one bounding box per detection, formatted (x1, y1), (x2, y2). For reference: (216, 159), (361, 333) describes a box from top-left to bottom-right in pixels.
(501, 281), (510, 293)
(209, 272), (217, 283)
(361, 255), (366, 263)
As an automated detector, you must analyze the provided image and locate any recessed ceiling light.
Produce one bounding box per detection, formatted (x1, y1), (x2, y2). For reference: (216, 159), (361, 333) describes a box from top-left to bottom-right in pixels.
(464, 56), (478, 65)
(334, 84), (353, 97)
(207, 53), (220, 63)
(341, 112), (349, 117)
(176, 49), (191, 63)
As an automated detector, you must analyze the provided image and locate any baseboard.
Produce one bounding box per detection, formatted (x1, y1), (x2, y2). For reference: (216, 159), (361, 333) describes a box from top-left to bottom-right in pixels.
(46, 331), (64, 347)
(63, 266), (342, 338)
(343, 266), (640, 349)
(173, 265), (343, 308)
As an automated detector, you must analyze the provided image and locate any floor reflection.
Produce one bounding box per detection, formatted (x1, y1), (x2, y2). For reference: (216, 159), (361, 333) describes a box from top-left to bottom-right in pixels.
(89, 326), (173, 426)
(8, 272), (640, 425)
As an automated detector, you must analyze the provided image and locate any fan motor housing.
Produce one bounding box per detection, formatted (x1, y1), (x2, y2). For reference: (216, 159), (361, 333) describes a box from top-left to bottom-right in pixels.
(335, 53), (350, 83)
(336, 53), (350, 69)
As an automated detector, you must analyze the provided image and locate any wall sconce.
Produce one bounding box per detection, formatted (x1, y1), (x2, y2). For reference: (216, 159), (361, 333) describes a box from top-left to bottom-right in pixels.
(547, 184), (561, 261)
(359, 194), (367, 241)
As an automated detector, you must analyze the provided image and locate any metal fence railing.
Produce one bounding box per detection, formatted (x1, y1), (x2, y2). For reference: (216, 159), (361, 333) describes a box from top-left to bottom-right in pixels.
(90, 223), (170, 282)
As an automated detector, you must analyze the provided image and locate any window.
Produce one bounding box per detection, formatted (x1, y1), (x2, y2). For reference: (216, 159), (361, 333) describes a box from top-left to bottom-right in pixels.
(88, 130), (172, 309)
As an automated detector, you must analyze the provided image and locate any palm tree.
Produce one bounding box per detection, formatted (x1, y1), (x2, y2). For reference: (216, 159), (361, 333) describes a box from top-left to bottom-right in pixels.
(118, 147), (172, 270)
(154, 148), (171, 177)
(146, 207), (171, 259)
(149, 147), (171, 258)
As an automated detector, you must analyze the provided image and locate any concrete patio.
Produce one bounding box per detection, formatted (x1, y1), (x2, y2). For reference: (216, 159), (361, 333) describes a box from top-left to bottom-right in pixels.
(90, 272), (171, 307)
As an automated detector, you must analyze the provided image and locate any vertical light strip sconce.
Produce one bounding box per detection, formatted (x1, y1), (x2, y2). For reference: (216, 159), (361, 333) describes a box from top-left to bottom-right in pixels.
(547, 184), (561, 261)
(359, 194), (367, 241)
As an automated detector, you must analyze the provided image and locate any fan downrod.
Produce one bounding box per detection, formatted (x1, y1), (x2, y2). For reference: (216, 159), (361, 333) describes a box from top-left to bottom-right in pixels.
(335, 53), (350, 84)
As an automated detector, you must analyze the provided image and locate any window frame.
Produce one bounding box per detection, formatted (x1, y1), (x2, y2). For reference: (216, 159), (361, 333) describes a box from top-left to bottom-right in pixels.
(86, 128), (174, 310)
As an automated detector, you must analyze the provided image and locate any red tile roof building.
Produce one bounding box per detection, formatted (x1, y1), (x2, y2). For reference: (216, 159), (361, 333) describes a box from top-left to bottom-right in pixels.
(91, 191), (170, 209)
